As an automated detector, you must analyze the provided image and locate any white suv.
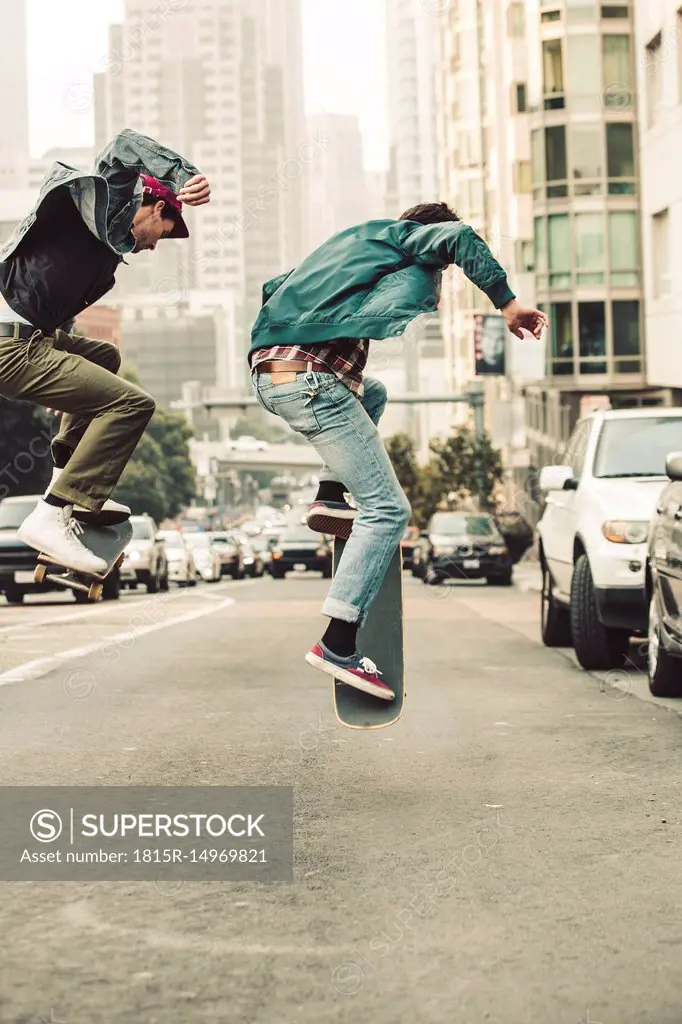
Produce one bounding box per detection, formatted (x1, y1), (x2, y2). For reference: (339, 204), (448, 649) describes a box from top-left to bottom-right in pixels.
(538, 408), (682, 670)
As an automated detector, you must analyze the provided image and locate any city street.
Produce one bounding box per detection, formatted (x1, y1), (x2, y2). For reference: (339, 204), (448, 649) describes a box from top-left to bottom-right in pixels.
(1, 570), (682, 1023)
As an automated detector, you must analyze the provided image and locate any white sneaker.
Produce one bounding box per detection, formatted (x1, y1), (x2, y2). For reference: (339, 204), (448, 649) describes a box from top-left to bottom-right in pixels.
(45, 468), (131, 518)
(18, 501), (108, 575)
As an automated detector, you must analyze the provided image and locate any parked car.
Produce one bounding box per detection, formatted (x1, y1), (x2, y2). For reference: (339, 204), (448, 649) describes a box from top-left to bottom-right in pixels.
(420, 511), (512, 587)
(184, 532), (221, 583)
(0, 494), (122, 603)
(121, 515), (169, 594)
(538, 408), (682, 671)
(233, 534), (265, 578)
(269, 525), (333, 579)
(227, 435), (269, 452)
(156, 530), (197, 587)
(646, 451), (682, 696)
(401, 526), (421, 571)
(211, 531), (245, 579)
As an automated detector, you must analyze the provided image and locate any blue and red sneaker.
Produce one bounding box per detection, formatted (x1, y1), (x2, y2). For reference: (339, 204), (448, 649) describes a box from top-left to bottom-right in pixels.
(305, 641), (395, 701)
(305, 500), (356, 540)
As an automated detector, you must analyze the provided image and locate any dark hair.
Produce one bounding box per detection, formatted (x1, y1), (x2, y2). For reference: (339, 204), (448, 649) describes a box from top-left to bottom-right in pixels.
(140, 192), (181, 224)
(399, 202), (460, 225)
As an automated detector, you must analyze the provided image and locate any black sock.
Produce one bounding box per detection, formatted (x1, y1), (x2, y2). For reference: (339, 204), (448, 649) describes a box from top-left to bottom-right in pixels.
(44, 493), (70, 509)
(322, 618), (358, 658)
(316, 481), (347, 504)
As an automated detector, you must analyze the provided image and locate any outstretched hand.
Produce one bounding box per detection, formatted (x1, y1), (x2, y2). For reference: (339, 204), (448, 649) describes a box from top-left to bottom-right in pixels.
(502, 299), (549, 339)
(177, 175), (211, 207)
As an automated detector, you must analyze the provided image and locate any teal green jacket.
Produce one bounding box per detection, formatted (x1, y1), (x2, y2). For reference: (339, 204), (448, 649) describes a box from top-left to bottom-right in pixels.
(249, 218), (516, 353)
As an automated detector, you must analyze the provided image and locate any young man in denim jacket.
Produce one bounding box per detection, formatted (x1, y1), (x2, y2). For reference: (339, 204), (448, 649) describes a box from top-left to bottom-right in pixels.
(250, 202), (548, 700)
(0, 129), (210, 575)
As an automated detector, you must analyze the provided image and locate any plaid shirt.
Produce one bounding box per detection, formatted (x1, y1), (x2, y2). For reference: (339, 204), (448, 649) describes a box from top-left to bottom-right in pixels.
(250, 339), (369, 396)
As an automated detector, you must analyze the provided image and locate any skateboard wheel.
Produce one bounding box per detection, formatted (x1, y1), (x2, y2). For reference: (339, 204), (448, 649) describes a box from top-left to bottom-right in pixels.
(88, 583), (104, 602)
(34, 564), (47, 584)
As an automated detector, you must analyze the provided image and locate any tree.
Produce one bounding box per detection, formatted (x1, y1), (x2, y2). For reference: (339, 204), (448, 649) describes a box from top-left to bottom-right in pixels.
(229, 406), (307, 446)
(113, 434), (171, 523)
(146, 407), (196, 518)
(0, 399), (56, 497)
(384, 433), (421, 510)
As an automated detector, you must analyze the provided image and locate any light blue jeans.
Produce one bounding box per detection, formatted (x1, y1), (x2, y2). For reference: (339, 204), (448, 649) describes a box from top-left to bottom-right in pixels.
(251, 368), (411, 626)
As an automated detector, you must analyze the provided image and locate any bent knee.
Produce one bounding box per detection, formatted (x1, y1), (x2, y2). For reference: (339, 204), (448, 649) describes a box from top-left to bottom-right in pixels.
(104, 344), (122, 375)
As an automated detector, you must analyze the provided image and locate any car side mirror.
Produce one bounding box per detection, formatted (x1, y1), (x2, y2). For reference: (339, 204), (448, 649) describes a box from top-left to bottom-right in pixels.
(665, 452), (682, 482)
(538, 465), (576, 492)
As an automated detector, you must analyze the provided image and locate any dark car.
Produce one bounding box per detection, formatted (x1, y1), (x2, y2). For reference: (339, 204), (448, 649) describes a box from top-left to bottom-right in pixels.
(269, 525), (333, 579)
(646, 452), (682, 697)
(0, 494), (123, 604)
(421, 511), (513, 586)
(401, 526), (420, 571)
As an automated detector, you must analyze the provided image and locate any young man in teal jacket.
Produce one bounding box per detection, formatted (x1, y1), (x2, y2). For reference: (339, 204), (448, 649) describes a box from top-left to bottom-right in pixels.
(249, 202), (547, 701)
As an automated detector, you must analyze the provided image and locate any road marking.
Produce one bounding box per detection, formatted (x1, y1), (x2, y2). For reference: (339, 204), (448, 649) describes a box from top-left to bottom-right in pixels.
(0, 596), (235, 687)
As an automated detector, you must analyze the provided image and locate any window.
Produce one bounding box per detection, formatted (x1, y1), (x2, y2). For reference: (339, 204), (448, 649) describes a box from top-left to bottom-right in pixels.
(548, 214), (571, 287)
(606, 122), (634, 183)
(612, 301), (641, 366)
(518, 239), (534, 272)
(534, 216), (547, 272)
(543, 39), (565, 107)
(645, 32), (664, 127)
(602, 35), (633, 110)
(550, 301), (574, 375)
(513, 160), (532, 193)
(571, 124), (603, 183)
(542, 10), (562, 21)
(545, 125), (567, 190)
(652, 209), (671, 298)
(531, 129), (544, 183)
(567, 35), (600, 112)
(609, 211), (638, 286)
(578, 302), (607, 372)
(507, 2), (525, 37)
(602, 4), (629, 16)
(514, 82), (528, 113)
(575, 212), (605, 283)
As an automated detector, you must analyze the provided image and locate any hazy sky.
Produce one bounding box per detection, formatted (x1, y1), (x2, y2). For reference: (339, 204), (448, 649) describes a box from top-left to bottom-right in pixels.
(26, 0), (389, 170)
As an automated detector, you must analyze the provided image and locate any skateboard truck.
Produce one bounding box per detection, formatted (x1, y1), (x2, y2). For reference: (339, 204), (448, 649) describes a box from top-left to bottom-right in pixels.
(34, 552), (126, 602)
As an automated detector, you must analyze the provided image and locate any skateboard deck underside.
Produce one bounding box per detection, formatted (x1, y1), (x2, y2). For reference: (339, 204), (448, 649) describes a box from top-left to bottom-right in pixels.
(332, 538), (405, 730)
(36, 520), (133, 596)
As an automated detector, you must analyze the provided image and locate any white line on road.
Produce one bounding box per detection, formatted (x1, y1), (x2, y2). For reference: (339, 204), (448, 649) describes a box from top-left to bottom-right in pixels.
(0, 596), (236, 688)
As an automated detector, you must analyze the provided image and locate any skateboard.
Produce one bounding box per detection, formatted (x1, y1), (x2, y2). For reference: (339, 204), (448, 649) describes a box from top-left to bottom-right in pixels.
(332, 537), (405, 730)
(33, 518), (134, 602)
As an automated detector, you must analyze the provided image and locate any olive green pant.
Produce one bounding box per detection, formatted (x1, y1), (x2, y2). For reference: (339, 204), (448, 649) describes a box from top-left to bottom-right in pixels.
(0, 328), (155, 511)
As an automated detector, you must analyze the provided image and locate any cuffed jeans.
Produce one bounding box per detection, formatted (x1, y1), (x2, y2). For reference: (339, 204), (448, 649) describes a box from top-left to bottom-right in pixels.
(251, 368), (411, 626)
(0, 329), (156, 511)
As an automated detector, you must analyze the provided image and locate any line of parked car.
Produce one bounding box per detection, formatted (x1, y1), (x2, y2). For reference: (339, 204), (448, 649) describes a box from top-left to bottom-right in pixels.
(536, 407), (682, 697)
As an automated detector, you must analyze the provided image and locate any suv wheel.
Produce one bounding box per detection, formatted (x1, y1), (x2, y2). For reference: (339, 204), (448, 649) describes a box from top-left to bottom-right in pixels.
(570, 554), (629, 670)
(102, 571), (121, 601)
(541, 562), (572, 647)
(4, 587), (24, 605)
(486, 571), (513, 587)
(648, 595), (682, 697)
(146, 570), (159, 595)
(160, 570), (169, 592)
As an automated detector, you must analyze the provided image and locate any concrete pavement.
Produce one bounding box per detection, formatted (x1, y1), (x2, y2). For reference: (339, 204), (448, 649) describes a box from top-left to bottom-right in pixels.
(1, 573), (682, 1022)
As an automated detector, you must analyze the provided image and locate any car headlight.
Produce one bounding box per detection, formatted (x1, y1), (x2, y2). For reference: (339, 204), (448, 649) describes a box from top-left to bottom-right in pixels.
(488, 545), (507, 555)
(602, 520), (649, 544)
(128, 551), (141, 562)
(316, 547), (328, 557)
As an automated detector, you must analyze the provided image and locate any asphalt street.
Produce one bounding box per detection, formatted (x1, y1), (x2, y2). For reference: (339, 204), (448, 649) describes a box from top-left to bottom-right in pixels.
(1, 568), (682, 1024)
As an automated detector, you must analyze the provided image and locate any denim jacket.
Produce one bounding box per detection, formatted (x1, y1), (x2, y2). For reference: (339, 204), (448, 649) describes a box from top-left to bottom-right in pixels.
(0, 128), (200, 262)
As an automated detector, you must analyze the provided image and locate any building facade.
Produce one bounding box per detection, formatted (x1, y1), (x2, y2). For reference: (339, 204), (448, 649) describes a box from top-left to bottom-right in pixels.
(634, 0), (682, 395)
(305, 112), (369, 251)
(0, 0), (29, 190)
(523, 0), (663, 468)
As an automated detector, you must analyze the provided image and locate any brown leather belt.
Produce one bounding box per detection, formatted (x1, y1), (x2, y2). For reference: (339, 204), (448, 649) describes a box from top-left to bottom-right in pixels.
(254, 359), (312, 384)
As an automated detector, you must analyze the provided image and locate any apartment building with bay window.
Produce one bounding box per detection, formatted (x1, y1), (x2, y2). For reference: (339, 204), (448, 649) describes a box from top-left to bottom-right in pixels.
(523, 0), (667, 469)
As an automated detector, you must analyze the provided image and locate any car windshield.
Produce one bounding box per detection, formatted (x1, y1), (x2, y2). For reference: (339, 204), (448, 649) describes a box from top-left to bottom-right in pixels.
(131, 520), (153, 540)
(593, 417), (682, 478)
(429, 513), (494, 536)
(0, 499), (37, 529)
(159, 532), (184, 550)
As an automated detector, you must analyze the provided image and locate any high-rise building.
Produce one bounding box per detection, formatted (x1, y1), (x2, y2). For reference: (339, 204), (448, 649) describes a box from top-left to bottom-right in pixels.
(522, 0), (659, 467)
(436, 0), (536, 481)
(634, 0), (682, 398)
(95, 0), (307, 398)
(0, 0), (29, 189)
(305, 112), (369, 252)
